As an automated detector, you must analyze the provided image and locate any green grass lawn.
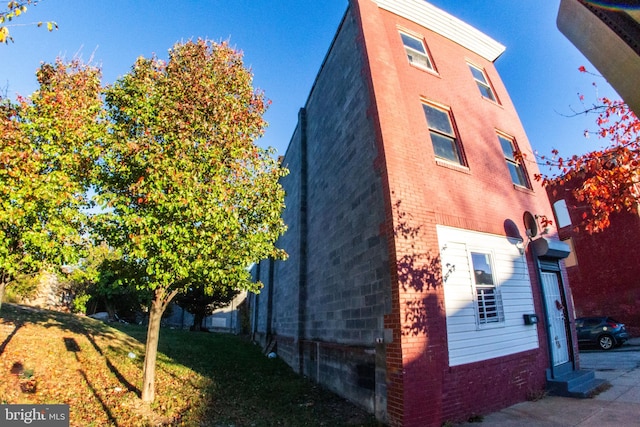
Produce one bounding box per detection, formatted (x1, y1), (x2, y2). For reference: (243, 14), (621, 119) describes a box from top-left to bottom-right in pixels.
(0, 304), (380, 426)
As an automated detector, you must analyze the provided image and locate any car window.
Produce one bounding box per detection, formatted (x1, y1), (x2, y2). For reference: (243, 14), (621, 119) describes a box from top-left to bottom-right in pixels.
(585, 319), (601, 327)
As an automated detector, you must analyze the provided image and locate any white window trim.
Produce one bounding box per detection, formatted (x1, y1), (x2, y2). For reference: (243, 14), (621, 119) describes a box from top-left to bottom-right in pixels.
(554, 199), (572, 228)
(497, 133), (530, 189)
(422, 102), (466, 166)
(399, 30), (436, 72)
(468, 62), (498, 103)
(468, 249), (505, 329)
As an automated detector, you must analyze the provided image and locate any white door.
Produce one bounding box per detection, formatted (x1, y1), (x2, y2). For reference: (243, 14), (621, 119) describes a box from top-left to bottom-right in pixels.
(541, 272), (569, 366)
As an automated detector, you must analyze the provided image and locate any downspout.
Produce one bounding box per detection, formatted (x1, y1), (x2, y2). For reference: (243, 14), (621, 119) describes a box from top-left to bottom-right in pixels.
(298, 107), (309, 374)
(252, 262), (261, 339)
(266, 258), (274, 337)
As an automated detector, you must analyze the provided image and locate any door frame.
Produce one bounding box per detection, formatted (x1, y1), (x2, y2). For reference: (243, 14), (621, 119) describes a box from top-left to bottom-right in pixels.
(537, 258), (575, 378)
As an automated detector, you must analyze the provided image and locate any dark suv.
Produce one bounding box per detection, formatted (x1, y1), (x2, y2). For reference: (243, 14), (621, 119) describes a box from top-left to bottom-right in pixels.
(576, 316), (630, 350)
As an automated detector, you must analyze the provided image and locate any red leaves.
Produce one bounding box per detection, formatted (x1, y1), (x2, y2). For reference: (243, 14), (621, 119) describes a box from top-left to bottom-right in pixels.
(539, 90), (640, 232)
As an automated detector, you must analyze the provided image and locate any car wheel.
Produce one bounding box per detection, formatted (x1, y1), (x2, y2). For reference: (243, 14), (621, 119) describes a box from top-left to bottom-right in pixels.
(598, 334), (615, 350)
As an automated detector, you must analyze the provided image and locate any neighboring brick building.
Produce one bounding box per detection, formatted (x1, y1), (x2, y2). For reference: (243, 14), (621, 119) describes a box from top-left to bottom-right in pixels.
(547, 179), (640, 335)
(250, 1), (592, 425)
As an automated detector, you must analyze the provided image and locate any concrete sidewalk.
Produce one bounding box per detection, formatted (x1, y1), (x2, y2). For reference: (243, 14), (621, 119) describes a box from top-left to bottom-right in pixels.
(457, 338), (640, 426)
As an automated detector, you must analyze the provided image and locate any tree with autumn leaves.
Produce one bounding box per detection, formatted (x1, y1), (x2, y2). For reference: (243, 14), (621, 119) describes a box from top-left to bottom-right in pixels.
(0, 59), (103, 310)
(537, 66), (640, 233)
(96, 39), (287, 402)
(1, 39), (287, 405)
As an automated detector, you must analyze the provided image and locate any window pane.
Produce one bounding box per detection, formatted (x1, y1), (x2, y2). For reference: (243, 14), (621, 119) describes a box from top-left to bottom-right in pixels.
(508, 163), (528, 187)
(554, 200), (572, 228)
(477, 288), (499, 321)
(469, 65), (487, 83)
(498, 136), (515, 159)
(430, 132), (460, 163)
(478, 84), (496, 101)
(469, 64), (497, 101)
(471, 252), (503, 325)
(471, 253), (493, 285)
(401, 33), (426, 53)
(423, 105), (453, 135)
(406, 51), (433, 69)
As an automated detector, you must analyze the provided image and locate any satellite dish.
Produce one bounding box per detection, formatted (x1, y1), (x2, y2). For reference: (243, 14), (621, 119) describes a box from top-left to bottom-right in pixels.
(523, 211), (538, 238)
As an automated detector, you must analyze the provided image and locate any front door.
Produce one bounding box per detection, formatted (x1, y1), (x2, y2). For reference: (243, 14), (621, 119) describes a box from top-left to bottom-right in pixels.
(541, 272), (570, 368)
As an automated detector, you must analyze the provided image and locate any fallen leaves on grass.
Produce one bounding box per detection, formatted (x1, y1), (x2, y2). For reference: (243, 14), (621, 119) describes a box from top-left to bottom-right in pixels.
(0, 304), (380, 426)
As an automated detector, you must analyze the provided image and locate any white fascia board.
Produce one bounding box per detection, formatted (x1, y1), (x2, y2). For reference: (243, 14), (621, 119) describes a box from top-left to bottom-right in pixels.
(374, 0), (506, 62)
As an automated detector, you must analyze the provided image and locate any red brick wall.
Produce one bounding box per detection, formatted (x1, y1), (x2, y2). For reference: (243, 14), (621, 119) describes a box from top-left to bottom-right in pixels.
(352, 0), (557, 425)
(548, 181), (640, 335)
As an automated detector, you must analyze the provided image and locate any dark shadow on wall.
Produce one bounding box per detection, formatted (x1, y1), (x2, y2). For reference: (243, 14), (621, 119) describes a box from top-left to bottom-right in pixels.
(393, 200), (451, 336)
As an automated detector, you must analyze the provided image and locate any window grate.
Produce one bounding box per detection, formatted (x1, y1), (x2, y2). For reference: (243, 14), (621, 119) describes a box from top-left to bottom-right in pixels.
(471, 252), (504, 326)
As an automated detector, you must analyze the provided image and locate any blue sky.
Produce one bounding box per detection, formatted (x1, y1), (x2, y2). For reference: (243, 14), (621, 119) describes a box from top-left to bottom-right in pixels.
(0, 0), (620, 166)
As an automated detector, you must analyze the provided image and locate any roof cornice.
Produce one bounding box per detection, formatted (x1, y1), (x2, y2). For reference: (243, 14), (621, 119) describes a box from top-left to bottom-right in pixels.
(373, 0), (506, 61)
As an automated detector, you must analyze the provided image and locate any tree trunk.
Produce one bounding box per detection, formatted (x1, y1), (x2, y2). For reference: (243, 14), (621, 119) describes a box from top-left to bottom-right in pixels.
(140, 287), (180, 403)
(0, 280), (6, 312)
(105, 300), (116, 321)
(192, 310), (205, 331)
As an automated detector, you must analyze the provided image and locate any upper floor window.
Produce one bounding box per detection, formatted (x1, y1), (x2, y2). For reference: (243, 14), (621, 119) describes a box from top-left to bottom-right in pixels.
(423, 103), (464, 165)
(471, 252), (504, 325)
(498, 134), (529, 188)
(554, 200), (572, 228)
(400, 31), (435, 71)
(468, 64), (497, 102)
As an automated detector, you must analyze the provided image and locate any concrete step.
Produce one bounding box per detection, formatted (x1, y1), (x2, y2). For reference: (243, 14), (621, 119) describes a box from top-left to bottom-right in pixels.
(547, 369), (610, 398)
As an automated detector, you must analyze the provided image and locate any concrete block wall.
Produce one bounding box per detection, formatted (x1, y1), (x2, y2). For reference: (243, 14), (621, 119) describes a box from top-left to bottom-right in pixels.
(303, 9), (390, 349)
(272, 123), (305, 341)
(256, 6), (392, 417)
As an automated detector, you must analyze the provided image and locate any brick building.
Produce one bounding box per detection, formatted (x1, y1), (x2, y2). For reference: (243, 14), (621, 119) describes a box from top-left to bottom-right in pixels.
(547, 179), (640, 335)
(250, 1), (593, 425)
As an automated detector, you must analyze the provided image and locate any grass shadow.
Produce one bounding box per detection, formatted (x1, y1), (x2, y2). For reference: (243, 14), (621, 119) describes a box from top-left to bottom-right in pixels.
(0, 320), (24, 356)
(83, 332), (141, 397)
(77, 368), (119, 427)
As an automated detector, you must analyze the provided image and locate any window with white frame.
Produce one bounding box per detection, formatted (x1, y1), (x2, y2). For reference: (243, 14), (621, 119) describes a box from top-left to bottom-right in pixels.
(423, 103), (464, 165)
(471, 252), (504, 325)
(498, 134), (530, 188)
(468, 63), (497, 102)
(400, 31), (435, 71)
(553, 199), (572, 228)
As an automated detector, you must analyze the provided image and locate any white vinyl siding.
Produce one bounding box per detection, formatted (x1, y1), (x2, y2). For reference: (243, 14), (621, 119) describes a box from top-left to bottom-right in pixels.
(438, 226), (539, 367)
